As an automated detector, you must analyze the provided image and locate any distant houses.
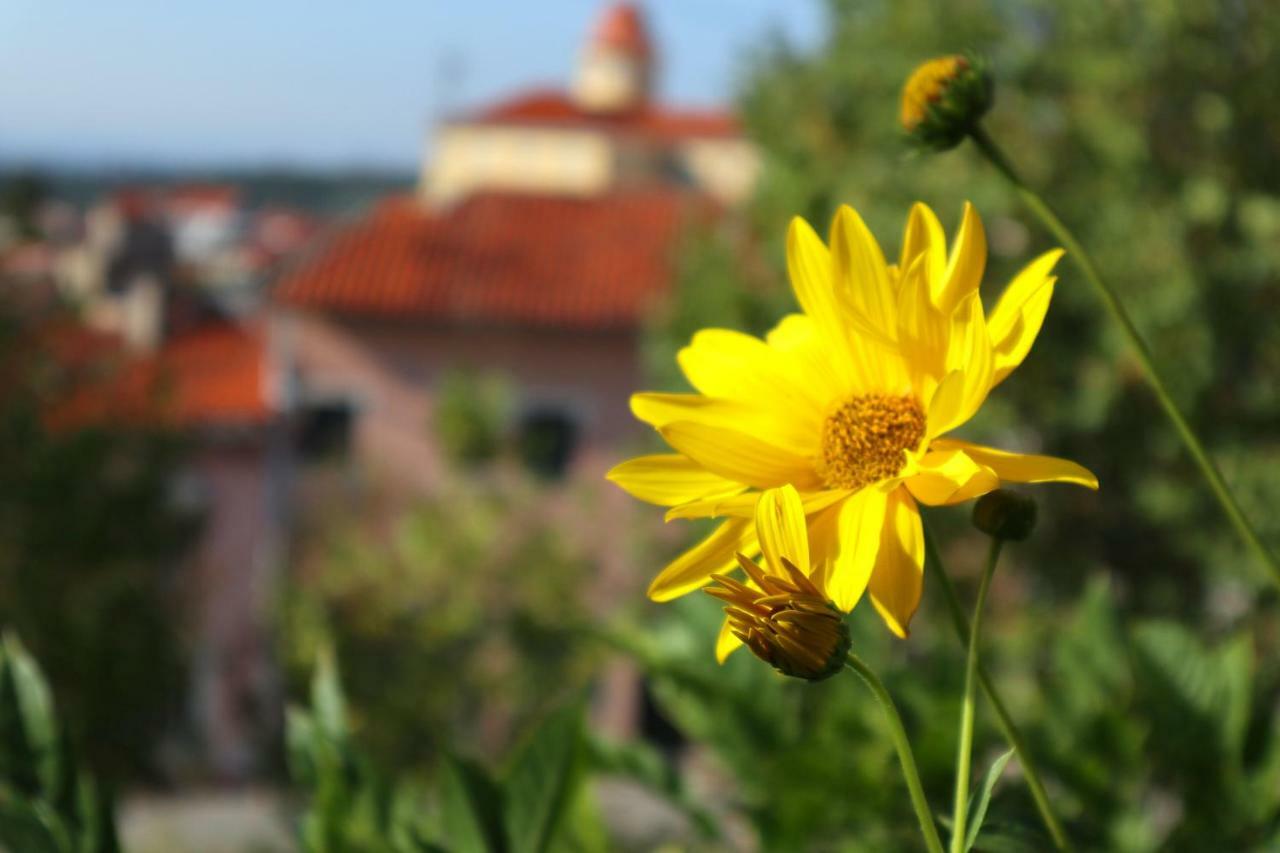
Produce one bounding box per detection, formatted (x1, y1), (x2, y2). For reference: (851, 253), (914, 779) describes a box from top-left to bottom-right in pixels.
(0, 1), (758, 782)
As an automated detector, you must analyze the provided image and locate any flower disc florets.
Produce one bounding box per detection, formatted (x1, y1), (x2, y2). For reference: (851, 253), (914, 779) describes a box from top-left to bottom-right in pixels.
(706, 554), (851, 682)
(901, 53), (993, 151)
(817, 394), (926, 490)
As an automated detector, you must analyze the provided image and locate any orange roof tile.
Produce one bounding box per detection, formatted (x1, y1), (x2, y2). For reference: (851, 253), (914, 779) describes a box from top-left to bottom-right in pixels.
(275, 190), (706, 330)
(469, 89), (739, 139)
(46, 323), (271, 431)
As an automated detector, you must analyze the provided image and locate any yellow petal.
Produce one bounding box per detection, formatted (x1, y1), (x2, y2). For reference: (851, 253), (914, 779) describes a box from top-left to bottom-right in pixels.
(868, 488), (925, 638)
(755, 484), (810, 577)
(899, 202), (947, 287)
(786, 217), (856, 389)
(824, 489), (888, 612)
(715, 617), (743, 663)
(658, 420), (820, 491)
(988, 250), (1060, 385)
(930, 439), (1099, 489)
(927, 291), (994, 437)
(934, 202), (987, 313)
(631, 392), (816, 456)
(607, 454), (745, 507)
(664, 486), (849, 522)
(895, 252), (949, 399)
(989, 249), (1064, 339)
(904, 447), (999, 505)
(648, 517), (757, 602)
(831, 204), (898, 343)
(764, 314), (845, 405)
(677, 328), (825, 421)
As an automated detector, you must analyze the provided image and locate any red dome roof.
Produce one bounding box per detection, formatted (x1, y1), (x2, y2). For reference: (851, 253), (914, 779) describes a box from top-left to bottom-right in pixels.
(592, 2), (652, 58)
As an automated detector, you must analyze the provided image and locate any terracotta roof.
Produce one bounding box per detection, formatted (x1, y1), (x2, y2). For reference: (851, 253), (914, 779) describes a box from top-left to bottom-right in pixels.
(592, 2), (652, 58)
(468, 89), (739, 139)
(46, 322), (271, 431)
(276, 191), (703, 330)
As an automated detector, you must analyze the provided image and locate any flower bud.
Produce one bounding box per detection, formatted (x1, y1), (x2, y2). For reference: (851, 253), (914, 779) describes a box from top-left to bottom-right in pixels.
(972, 489), (1038, 541)
(900, 54), (993, 151)
(706, 553), (851, 682)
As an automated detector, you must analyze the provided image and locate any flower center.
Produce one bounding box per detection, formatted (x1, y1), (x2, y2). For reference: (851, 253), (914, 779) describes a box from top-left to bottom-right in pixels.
(817, 393), (926, 490)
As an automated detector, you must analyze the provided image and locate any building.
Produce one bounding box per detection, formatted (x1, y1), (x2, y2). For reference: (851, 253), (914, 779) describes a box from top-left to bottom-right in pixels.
(275, 1), (756, 494)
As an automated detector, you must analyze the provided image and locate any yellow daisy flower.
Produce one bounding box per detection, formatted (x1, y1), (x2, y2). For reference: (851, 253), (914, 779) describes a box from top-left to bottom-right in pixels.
(609, 202), (1097, 659)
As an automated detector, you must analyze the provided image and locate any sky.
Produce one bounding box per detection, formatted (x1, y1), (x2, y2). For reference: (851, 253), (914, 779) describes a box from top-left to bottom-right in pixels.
(0, 0), (824, 171)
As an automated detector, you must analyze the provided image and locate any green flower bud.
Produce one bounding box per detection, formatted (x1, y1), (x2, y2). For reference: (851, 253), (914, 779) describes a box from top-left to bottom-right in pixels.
(900, 54), (993, 152)
(972, 489), (1038, 542)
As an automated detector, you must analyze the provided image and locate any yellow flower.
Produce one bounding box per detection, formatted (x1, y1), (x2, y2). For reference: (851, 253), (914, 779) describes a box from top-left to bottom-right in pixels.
(609, 202), (1097, 659)
(706, 485), (850, 680)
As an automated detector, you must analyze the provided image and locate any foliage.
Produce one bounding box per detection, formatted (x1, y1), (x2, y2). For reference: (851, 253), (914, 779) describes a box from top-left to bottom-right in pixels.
(433, 370), (514, 468)
(626, 2), (1280, 847)
(0, 303), (194, 781)
(281, 472), (600, 776)
(0, 633), (120, 853)
(288, 647), (686, 853)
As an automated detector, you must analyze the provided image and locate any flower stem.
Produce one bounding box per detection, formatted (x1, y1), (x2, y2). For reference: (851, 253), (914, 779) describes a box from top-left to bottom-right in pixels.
(923, 523), (1072, 851)
(949, 537), (1002, 853)
(969, 123), (1280, 587)
(845, 652), (945, 853)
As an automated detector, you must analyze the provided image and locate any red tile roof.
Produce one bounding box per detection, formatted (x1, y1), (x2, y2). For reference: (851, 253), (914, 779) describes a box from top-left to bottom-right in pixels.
(592, 2), (652, 58)
(46, 322), (271, 431)
(469, 89), (739, 140)
(276, 191), (706, 330)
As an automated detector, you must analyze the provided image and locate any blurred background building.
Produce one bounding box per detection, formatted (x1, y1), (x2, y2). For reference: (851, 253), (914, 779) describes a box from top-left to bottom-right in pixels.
(0, 0), (758, 784)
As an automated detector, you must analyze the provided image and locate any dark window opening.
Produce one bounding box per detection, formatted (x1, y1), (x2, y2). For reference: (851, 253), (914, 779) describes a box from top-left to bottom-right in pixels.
(298, 401), (355, 461)
(516, 407), (578, 479)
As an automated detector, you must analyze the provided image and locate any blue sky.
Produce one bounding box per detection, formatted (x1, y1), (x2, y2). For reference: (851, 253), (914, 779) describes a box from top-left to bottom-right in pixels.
(0, 0), (824, 170)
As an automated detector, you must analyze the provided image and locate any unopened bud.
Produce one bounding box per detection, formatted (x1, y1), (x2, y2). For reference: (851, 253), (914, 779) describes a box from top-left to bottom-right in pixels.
(972, 489), (1037, 541)
(706, 554), (850, 682)
(900, 54), (993, 151)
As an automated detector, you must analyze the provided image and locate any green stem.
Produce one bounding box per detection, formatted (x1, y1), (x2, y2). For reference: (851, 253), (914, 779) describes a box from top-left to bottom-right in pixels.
(949, 537), (1002, 852)
(969, 123), (1280, 587)
(845, 652), (946, 853)
(923, 524), (1071, 851)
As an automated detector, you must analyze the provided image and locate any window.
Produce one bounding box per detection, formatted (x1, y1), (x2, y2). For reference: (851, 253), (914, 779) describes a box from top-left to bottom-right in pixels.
(516, 406), (579, 479)
(298, 400), (355, 461)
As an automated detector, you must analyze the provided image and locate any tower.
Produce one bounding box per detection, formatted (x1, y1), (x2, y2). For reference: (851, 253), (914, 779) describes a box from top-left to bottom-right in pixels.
(572, 3), (654, 113)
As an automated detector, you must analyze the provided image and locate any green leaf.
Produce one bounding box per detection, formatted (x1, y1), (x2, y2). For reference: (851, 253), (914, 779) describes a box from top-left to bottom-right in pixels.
(311, 645), (349, 745)
(2, 635), (61, 801)
(439, 755), (506, 853)
(1131, 620), (1255, 772)
(964, 748), (1014, 852)
(0, 791), (71, 853)
(284, 707), (320, 788)
(502, 706), (584, 853)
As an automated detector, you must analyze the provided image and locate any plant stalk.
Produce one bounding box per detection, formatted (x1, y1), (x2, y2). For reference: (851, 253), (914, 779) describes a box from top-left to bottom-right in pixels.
(923, 523), (1072, 851)
(845, 652), (946, 853)
(949, 537), (1002, 852)
(969, 123), (1279, 587)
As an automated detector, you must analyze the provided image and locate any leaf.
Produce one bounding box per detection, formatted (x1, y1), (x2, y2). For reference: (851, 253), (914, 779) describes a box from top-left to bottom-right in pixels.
(964, 748), (1014, 852)
(440, 755), (506, 853)
(284, 707), (320, 788)
(1131, 620), (1254, 772)
(0, 791), (70, 853)
(502, 706), (584, 853)
(0, 649), (41, 796)
(310, 645), (349, 746)
(1, 635), (60, 801)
